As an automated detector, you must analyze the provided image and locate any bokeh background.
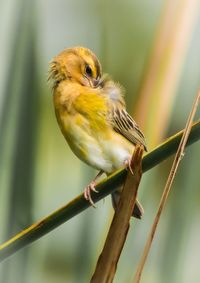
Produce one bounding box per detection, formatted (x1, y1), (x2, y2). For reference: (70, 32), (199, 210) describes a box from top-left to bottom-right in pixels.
(0, 0), (200, 282)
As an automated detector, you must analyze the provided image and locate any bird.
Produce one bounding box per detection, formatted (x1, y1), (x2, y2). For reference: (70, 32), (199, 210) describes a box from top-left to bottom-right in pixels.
(49, 46), (147, 219)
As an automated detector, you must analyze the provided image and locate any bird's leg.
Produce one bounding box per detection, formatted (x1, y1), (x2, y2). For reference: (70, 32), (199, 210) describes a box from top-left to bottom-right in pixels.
(124, 159), (134, 175)
(84, 170), (104, 207)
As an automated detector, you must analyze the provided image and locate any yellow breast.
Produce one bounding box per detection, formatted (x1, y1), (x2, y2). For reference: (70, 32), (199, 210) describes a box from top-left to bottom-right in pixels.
(74, 91), (108, 132)
(53, 82), (113, 168)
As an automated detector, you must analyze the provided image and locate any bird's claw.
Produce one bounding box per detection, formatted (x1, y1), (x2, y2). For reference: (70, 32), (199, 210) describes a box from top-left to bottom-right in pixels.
(124, 159), (134, 175)
(84, 181), (98, 207)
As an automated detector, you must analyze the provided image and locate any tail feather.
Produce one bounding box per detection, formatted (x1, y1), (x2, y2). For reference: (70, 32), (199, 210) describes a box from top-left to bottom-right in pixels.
(111, 191), (144, 219)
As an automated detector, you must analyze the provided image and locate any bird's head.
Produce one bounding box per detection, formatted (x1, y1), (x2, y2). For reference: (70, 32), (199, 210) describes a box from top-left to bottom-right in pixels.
(49, 47), (102, 89)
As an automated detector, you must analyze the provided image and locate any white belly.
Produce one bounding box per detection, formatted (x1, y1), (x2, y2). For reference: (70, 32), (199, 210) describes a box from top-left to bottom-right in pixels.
(99, 135), (135, 173)
(69, 132), (134, 174)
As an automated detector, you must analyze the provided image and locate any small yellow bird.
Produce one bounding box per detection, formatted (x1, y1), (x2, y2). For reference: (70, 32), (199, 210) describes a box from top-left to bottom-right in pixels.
(49, 46), (147, 218)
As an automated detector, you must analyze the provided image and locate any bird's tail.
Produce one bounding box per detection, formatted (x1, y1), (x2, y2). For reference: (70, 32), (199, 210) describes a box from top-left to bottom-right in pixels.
(111, 190), (144, 219)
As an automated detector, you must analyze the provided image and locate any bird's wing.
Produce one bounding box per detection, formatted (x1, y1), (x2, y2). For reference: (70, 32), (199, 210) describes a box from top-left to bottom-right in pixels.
(100, 76), (147, 150)
(109, 105), (147, 151)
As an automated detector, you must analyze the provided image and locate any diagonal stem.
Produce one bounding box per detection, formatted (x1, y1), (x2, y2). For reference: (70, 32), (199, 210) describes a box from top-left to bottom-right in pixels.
(0, 119), (200, 262)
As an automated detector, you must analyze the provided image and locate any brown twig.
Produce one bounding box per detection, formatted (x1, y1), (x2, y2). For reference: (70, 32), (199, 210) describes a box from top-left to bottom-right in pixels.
(133, 90), (200, 283)
(91, 145), (144, 283)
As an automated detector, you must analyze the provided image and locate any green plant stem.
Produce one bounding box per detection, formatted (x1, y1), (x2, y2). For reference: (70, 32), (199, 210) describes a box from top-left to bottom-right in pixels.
(0, 120), (200, 262)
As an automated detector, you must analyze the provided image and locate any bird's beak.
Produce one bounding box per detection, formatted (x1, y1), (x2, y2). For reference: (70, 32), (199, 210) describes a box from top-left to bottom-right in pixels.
(92, 78), (100, 88)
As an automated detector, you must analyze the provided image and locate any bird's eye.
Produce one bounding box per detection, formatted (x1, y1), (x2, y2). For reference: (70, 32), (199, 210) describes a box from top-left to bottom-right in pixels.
(85, 65), (93, 77)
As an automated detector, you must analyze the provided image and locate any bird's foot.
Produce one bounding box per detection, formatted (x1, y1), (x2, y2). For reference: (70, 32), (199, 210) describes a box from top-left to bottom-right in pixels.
(124, 159), (134, 175)
(84, 181), (98, 207)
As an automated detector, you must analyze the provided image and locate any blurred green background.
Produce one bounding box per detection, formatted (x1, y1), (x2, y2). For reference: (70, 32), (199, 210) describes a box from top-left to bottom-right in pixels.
(0, 0), (200, 282)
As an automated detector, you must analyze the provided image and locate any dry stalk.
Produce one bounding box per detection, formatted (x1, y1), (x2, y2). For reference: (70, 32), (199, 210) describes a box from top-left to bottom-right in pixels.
(132, 90), (200, 283)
